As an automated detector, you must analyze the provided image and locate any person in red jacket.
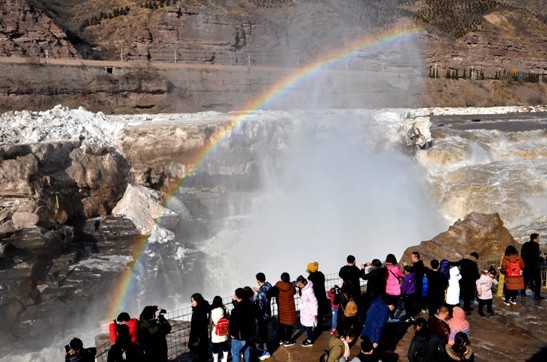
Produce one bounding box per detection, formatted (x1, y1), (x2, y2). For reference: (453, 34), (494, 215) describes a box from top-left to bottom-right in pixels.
(108, 312), (142, 362)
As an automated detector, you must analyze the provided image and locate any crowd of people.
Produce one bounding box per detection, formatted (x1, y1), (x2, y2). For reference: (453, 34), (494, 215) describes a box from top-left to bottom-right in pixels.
(65, 233), (544, 362)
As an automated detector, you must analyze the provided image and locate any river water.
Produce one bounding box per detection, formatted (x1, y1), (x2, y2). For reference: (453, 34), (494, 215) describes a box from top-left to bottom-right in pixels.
(0, 106), (545, 360)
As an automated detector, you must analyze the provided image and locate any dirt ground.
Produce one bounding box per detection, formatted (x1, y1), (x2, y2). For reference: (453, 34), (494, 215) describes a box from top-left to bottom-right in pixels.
(267, 289), (547, 362)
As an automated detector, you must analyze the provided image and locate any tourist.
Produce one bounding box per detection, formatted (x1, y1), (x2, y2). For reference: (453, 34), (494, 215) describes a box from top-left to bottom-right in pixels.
(337, 281), (359, 335)
(339, 255), (362, 303)
(350, 336), (379, 362)
(229, 288), (256, 362)
(210, 296), (230, 362)
(446, 267), (461, 307)
(188, 293), (211, 361)
(442, 332), (474, 361)
(327, 285), (341, 335)
(450, 252), (480, 314)
(326, 329), (355, 362)
(272, 272), (297, 346)
(447, 307), (470, 345)
(406, 252), (425, 312)
(384, 254), (402, 319)
(360, 296), (397, 349)
(426, 259), (448, 317)
(296, 275), (318, 347)
(307, 261), (329, 337)
(427, 304), (451, 344)
(521, 233), (545, 300)
(476, 267), (498, 316)
(407, 317), (431, 362)
(359, 259), (386, 320)
(439, 259), (450, 281)
(401, 265), (417, 321)
(138, 306), (172, 362)
(107, 312), (142, 362)
(501, 245), (526, 305)
(64, 337), (95, 362)
(253, 272), (273, 360)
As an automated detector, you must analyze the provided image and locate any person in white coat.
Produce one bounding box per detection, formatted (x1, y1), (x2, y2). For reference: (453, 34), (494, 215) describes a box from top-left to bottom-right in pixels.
(446, 267), (461, 307)
(296, 275), (318, 347)
(210, 296), (230, 362)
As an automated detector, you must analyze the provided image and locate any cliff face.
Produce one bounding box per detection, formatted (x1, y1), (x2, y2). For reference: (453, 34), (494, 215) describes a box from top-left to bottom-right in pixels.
(0, 0), (78, 59)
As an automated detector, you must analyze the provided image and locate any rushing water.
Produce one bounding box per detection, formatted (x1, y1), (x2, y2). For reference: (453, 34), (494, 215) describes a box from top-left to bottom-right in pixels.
(1, 107), (545, 360)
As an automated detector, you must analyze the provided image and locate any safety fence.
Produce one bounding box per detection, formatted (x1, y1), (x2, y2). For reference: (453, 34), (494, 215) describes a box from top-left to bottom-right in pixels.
(95, 272), (356, 361)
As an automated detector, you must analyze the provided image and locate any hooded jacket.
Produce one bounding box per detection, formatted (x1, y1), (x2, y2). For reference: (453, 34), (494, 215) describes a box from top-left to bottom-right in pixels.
(299, 280), (318, 327)
(448, 307), (470, 345)
(446, 267), (461, 305)
(476, 274), (497, 300)
(274, 280), (297, 325)
(361, 298), (391, 345)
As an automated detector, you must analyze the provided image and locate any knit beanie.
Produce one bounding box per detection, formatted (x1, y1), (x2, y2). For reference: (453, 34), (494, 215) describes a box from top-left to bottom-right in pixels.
(307, 262), (319, 273)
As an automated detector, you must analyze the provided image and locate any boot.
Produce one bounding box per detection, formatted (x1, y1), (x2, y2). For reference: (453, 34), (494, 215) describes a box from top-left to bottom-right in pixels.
(221, 351), (229, 362)
(213, 353), (219, 362)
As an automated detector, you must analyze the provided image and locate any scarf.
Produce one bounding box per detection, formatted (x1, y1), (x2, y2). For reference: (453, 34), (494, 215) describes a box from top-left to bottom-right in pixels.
(342, 338), (350, 359)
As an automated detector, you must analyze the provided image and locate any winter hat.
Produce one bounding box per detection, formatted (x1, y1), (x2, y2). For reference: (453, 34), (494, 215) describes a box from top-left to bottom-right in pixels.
(307, 262), (319, 273)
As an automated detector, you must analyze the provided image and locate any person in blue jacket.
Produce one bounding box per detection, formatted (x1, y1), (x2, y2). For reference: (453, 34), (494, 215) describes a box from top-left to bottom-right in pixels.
(361, 295), (397, 349)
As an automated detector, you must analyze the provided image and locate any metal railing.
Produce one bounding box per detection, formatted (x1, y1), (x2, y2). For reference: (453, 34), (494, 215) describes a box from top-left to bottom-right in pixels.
(96, 272), (363, 361)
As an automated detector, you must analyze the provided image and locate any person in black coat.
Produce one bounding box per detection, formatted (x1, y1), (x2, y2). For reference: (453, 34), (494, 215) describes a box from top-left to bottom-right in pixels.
(450, 252), (480, 313)
(65, 338), (95, 362)
(189, 293), (211, 361)
(307, 261), (329, 336)
(138, 306), (172, 362)
(229, 288), (256, 362)
(407, 317), (432, 362)
(339, 255), (362, 302)
(359, 259), (387, 325)
(426, 259), (448, 317)
(408, 252), (425, 312)
(521, 233), (545, 300)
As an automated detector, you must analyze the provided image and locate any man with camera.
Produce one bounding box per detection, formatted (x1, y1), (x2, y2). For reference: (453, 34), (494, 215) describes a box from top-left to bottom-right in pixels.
(137, 306), (172, 362)
(64, 337), (95, 362)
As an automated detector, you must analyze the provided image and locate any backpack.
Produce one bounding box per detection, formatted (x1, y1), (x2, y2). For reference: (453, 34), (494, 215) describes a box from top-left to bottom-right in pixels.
(506, 260), (521, 277)
(214, 317), (229, 336)
(343, 298), (358, 318)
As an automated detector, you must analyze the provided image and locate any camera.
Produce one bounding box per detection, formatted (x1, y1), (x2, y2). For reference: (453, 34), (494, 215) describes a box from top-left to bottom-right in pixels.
(159, 309), (167, 314)
(64, 345), (70, 353)
(334, 285), (341, 293)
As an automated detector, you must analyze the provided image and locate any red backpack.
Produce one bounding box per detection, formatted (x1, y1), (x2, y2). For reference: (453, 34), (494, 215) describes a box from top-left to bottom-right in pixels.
(214, 317), (229, 336)
(506, 260), (521, 277)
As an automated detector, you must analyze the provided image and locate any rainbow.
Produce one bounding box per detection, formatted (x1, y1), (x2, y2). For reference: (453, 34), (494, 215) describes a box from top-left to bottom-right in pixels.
(105, 24), (423, 320)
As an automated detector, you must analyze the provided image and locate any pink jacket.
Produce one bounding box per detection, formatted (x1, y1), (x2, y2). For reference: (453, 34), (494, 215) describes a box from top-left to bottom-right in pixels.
(448, 307), (470, 344)
(385, 263), (402, 296)
(476, 274), (497, 300)
(299, 280), (319, 327)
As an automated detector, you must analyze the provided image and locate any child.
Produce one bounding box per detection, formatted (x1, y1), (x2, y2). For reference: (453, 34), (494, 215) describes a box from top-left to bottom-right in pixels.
(401, 265), (417, 321)
(476, 267), (498, 316)
(446, 267), (461, 307)
(327, 285), (341, 335)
